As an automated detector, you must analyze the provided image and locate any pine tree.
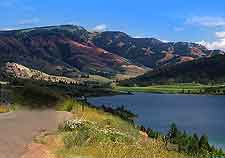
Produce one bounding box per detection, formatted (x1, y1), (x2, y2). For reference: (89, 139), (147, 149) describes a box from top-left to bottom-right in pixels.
(199, 134), (210, 151)
(167, 123), (178, 143)
(187, 134), (199, 154)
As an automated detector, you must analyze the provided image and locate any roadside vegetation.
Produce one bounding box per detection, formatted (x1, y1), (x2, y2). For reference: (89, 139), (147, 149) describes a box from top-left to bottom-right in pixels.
(53, 99), (187, 158)
(5, 76), (116, 110)
(34, 99), (224, 158)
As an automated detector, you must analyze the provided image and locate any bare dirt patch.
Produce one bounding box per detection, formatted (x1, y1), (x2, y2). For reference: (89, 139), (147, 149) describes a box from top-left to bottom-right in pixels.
(0, 110), (73, 158)
(21, 143), (55, 158)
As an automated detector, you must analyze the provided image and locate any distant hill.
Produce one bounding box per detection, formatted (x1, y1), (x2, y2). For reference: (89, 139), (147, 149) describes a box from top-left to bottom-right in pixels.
(92, 31), (224, 68)
(0, 25), (146, 79)
(120, 55), (225, 85)
(0, 25), (223, 80)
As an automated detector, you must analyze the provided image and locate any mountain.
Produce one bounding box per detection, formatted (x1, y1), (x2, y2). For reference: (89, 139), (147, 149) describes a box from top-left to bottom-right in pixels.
(92, 31), (224, 68)
(0, 25), (146, 79)
(120, 55), (225, 85)
(0, 25), (223, 80)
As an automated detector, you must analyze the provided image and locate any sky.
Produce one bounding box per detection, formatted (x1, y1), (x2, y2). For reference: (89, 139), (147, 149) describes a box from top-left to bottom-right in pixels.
(1, 0), (225, 50)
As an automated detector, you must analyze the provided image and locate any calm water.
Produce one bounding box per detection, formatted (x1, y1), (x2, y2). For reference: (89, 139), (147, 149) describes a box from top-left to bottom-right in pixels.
(88, 93), (225, 149)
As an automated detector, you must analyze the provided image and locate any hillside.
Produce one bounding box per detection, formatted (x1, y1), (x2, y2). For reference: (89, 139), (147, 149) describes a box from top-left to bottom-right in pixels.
(4, 62), (112, 85)
(92, 31), (224, 68)
(120, 55), (225, 85)
(0, 25), (146, 79)
(5, 62), (78, 84)
(0, 25), (224, 81)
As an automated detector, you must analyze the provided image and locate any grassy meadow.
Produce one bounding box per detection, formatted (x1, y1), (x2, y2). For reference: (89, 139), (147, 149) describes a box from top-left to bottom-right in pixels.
(116, 83), (225, 95)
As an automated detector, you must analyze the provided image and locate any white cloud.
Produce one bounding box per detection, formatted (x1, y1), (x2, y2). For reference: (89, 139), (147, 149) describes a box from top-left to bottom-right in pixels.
(197, 32), (225, 50)
(0, 26), (21, 31)
(187, 16), (225, 50)
(159, 39), (170, 43)
(18, 17), (40, 25)
(0, 28), (14, 31)
(198, 39), (225, 50)
(93, 24), (107, 32)
(133, 36), (145, 38)
(215, 31), (225, 38)
(186, 16), (225, 27)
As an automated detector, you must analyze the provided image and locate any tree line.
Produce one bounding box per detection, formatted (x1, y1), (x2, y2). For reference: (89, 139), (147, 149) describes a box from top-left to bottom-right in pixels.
(140, 123), (225, 158)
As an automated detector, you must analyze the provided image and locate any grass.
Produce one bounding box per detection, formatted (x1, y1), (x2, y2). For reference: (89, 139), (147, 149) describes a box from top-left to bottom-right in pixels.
(57, 138), (185, 158)
(88, 75), (112, 83)
(41, 99), (188, 158)
(116, 83), (225, 95)
(57, 99), (138, 136)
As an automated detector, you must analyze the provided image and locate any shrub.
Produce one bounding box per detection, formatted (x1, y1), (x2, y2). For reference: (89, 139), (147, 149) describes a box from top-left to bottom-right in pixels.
(12, 83), (61, 108)
(57, 99), (84, 112)
(64, 129), (90, 148)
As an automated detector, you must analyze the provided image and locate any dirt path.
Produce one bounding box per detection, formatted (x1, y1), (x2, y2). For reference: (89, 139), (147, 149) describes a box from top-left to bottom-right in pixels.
(0, 110), (73, 158)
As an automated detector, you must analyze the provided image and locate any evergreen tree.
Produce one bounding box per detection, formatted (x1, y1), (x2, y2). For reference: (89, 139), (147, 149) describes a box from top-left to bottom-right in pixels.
(193, 133), (199, 143)
(167, 123), (178, 143)
(193, 134), (200, 153)
(199, 135), (210, 151)
(209, 145), (216, 156)
(187, 134), (199, 154)
(179, 131), (189, 152)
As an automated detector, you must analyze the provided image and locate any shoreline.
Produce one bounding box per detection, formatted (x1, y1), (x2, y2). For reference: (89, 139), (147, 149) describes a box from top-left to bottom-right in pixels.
(88, 95), (225, 153)
(115, 86), (225, 96)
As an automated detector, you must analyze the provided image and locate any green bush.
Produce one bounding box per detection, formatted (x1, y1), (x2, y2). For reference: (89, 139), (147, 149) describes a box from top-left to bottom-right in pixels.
(12, 83), (61, 108)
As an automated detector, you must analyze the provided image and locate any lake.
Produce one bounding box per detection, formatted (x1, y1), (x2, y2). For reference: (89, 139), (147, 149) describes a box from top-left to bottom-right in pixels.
(88, 93), (225, 149)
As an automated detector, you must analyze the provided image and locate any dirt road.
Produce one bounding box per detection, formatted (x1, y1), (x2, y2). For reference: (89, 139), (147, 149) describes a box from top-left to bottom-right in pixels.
(0, 110), (72, 158)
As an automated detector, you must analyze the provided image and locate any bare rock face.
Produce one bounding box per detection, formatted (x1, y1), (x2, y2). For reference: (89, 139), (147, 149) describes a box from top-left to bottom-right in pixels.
(5, 62), (79, 84)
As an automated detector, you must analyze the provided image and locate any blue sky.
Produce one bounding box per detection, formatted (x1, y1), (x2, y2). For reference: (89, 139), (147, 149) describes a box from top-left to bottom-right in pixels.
(1, 0), (225, 49)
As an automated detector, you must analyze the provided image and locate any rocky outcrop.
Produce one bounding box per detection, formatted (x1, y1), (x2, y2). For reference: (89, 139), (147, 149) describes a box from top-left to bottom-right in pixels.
(5, 62), (79, 84)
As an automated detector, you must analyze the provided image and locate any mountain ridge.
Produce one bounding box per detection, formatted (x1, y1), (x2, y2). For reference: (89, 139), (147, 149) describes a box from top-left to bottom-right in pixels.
(120, 54), (225, 85)
(0, 25), (146, 79)
(92, 31), (224, 68)
(0, 25), (224, 80)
